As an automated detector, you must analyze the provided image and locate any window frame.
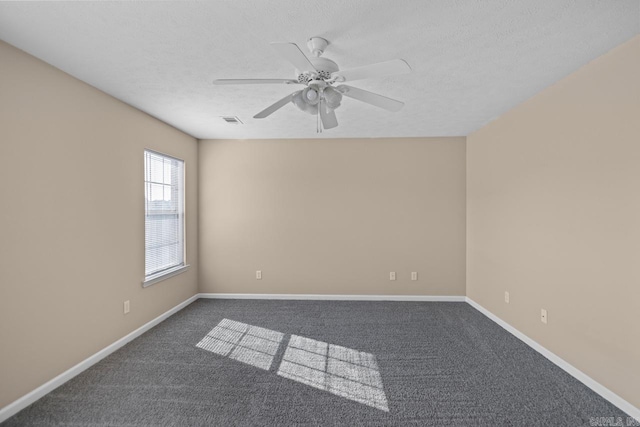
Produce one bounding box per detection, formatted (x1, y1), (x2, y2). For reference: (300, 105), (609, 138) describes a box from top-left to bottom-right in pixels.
(142, 149), (189, 287)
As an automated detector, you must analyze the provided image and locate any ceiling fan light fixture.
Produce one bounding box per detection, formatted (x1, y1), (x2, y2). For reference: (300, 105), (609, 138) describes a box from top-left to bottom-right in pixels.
(306, 89), (318, 101)
(301, 87), (320, 106)
(293, 91), (318, 115)
(323, 87), (342, 109)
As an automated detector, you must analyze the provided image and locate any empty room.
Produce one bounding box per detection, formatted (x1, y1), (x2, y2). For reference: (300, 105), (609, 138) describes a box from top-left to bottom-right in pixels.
(0, 1), (638, 426)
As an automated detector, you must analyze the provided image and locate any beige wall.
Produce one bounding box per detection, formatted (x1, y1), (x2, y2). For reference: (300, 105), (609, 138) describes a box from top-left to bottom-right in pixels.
(199, 137), (466, 296)
(467, 35), (640, 408)
(0, 41), (198, 408)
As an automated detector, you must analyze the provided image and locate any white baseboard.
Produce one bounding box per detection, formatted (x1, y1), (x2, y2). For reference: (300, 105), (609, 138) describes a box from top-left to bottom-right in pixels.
(198, 293), (466, 302)
(0, 294), (199, 424)
(466, 297), (640, 422)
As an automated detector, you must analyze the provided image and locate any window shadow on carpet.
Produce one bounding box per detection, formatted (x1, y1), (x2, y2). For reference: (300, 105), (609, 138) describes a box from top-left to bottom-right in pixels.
(196, 318), (284, 370)
(196, 319), (389, 412)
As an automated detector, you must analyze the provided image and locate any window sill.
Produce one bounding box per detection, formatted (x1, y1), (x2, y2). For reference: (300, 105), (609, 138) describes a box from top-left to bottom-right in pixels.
(143, 265), (190, 288)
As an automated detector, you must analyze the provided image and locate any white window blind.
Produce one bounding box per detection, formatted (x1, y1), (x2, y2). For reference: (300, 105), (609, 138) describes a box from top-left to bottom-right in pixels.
(144, 150), (185, 280)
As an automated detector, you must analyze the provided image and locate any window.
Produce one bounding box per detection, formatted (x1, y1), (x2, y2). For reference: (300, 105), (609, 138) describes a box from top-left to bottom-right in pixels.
(143, 150), (187, 286)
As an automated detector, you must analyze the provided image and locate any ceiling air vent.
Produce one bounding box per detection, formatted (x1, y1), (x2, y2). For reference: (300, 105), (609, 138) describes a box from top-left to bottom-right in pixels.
(221, 116), (243, 124)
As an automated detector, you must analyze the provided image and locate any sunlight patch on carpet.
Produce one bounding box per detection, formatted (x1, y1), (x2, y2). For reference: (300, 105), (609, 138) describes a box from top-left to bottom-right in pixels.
(197, 319), (389, 412)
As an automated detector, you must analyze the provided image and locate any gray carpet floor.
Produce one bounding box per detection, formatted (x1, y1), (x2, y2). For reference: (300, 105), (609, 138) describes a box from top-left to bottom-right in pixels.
(2, 300), (631, 426)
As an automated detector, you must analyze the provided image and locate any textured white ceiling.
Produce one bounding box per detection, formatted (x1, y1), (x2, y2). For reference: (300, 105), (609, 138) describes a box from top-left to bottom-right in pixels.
(0, 1), (637, 139)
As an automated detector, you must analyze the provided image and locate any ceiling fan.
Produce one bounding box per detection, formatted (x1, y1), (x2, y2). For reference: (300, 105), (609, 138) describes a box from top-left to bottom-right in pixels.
(213, 37), (411, 132)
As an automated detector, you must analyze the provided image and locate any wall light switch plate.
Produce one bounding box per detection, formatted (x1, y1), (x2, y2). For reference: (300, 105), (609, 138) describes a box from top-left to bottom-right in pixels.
(505, 291), (510, 303)
(256, 270), (262, 280)
(389, 272), (396, 281)
(411, 272), (418, 281)
(541, 308), (548, 324)
(124, 300), (130, 314)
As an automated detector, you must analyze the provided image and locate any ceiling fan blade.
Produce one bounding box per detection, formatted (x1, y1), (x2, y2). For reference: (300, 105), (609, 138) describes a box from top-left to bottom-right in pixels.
(319, 99), (338, 129)
(213, 79), (300, 85)
(332, 59), (411, 82)
(271, 42), (317, 72)
(336, 85), (404, 112)
(253, 91), (300, 119)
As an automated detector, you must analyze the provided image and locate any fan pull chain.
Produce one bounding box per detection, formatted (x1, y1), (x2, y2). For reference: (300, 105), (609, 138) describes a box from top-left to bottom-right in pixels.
(317, 107), (322, 133)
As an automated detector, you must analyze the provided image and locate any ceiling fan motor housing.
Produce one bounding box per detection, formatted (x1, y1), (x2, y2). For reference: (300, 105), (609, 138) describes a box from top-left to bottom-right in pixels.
(295, 57), (339, 83)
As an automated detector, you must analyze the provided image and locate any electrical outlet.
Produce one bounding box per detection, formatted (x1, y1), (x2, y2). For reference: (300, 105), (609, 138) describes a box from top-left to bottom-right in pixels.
(390, 272), (396, 281)
(256, 270), (262, 280)
(504, 291), (510, 303)
(541, 308), (548, 324)
(124, 300), (130, 314)
(411, 272), (418, 281)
